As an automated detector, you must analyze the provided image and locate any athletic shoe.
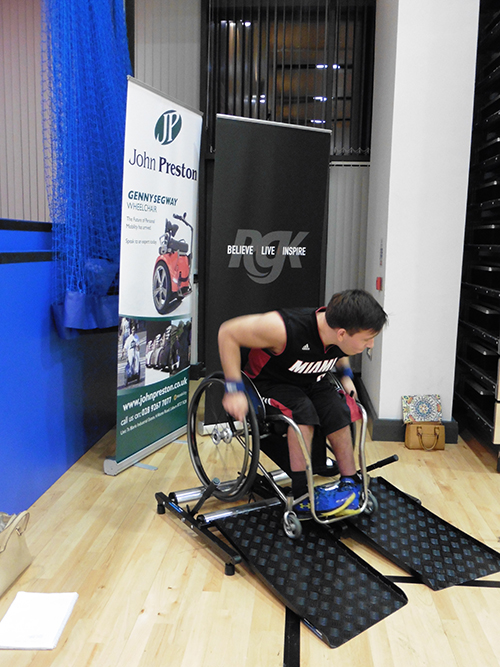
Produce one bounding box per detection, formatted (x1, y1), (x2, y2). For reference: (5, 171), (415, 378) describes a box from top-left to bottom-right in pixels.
(331, 477), (362, 516)
(293, 477), (361, 518)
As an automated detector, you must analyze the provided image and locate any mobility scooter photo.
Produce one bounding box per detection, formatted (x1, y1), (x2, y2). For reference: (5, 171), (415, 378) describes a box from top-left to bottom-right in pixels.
(152, 211), (193, 314)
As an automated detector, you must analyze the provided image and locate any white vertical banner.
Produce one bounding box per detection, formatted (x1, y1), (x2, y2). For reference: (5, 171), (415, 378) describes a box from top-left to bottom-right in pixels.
(105, 77), (202, 475)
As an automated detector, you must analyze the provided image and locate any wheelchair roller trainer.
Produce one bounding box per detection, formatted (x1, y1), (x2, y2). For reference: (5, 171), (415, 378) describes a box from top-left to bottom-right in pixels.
(155, 373), (500, 648)
(156, 371), (398, 550)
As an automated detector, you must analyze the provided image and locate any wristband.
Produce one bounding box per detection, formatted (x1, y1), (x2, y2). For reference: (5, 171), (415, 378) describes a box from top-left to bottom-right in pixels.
(224, 380), (246, 394)
(341, 367), (354, 380)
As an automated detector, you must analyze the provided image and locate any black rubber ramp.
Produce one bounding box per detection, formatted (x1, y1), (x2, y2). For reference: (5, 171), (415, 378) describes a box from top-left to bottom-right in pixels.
(214, 505), (407, 649)
(349, 477), (500, 590)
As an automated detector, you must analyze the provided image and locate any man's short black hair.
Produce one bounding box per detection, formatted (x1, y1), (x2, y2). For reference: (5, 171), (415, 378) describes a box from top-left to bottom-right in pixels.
(325, 289), (387, 334)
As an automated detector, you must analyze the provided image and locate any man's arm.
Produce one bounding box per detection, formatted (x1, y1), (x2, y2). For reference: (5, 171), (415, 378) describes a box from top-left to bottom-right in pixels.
(335, 356), (357, 398)
(218, 311), (286, 421)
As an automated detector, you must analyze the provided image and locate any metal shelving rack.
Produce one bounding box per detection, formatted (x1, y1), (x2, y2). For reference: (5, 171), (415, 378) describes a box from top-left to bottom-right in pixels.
(454, 1), (500, 471)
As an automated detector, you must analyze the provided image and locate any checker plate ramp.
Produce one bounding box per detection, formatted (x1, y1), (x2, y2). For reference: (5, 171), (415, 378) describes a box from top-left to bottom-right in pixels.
(349, 477), (500, 591)
(214, 505), (408, 649)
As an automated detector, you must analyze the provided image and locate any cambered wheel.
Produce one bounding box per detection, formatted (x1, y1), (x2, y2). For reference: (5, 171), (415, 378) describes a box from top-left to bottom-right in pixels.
(187, 375), (260, 501)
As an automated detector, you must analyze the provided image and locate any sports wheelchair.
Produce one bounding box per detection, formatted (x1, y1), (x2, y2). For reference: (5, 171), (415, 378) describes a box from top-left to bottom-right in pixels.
(183, 370), (389, 539)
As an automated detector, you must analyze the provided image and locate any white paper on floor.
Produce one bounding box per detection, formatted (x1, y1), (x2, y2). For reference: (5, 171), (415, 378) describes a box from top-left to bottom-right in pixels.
(0, 592), (78, 650)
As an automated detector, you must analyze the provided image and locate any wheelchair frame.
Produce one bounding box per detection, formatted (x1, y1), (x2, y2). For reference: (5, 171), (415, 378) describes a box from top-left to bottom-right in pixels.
(182, 370), (378, 539)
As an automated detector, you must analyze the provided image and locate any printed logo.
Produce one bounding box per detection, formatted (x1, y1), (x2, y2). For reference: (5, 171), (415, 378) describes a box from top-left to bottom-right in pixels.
(288, 359), (338, 374)
(154, 110), (182, 145)
(227, 229), (309, 284)
(302, 344), (310, 351)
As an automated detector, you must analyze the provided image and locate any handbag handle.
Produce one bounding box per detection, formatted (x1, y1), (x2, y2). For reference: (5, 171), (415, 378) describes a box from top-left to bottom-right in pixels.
(417, 426), (440, 451)
(0, 511), (30, 554)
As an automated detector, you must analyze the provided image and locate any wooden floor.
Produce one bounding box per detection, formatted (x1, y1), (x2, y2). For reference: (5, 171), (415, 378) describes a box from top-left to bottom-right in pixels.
(2, 405), (500, 666)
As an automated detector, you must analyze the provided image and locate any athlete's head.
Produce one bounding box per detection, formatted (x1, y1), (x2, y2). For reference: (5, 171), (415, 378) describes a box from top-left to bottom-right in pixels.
(325, 289), (387, 336)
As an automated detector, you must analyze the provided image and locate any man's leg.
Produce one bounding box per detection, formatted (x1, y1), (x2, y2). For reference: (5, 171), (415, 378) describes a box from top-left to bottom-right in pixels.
(288, 424), (361, 516)
(326, 425), (356, 477)
(287, 422), (358, 513)
(254, 382), (318, 497)
(281, 401), (357, 503)
(287, 424), (314, 499)
(292, 382), (362, 515)
(288, 424), (314, 471)
(321, 425), (362, 513)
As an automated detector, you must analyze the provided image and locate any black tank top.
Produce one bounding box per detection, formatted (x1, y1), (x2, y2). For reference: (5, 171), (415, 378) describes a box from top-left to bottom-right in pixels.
(244, 307), (346, 386)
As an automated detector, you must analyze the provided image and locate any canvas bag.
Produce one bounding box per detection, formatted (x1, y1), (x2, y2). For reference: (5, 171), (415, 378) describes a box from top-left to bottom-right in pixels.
(0, 511), (32, 597)
(401, 395), (445, 450)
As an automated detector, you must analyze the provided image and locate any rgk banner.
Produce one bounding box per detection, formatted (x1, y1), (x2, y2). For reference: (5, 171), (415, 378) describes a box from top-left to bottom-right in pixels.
(106, 78), (202, 474)
(205, 115), (331, 371)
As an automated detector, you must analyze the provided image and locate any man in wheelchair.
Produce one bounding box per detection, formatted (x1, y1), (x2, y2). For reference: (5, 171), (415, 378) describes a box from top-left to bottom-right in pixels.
(218, 289), (387, 518)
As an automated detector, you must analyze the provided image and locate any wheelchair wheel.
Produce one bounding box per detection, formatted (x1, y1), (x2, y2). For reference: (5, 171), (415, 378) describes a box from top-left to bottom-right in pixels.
(187, 375), (260, 501)
(283, 510), (302, 539)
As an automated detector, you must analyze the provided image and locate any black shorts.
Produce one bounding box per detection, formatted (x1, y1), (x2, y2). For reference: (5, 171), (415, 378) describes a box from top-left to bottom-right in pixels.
(254, 377), (352, 436)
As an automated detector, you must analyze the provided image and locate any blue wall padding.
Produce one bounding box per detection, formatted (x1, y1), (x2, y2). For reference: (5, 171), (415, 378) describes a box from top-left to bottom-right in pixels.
(0, 227), (117, 513)
(0, 229), (52, 252)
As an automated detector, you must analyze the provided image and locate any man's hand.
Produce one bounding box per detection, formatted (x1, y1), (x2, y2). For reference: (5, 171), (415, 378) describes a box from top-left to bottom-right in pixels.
(340, 375), (358, 399)
(222, 391), (249, 423)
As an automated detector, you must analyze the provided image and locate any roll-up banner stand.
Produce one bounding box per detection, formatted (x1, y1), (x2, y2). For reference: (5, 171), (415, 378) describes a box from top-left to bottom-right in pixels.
(205, 115), (331, 373)
(105, 77), (202, 475)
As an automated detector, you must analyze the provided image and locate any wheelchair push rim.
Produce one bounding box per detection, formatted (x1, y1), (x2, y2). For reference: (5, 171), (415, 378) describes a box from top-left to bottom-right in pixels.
(187, 375), (260, 501)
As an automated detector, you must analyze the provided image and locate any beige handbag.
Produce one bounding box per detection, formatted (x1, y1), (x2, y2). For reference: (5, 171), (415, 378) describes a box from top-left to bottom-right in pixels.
(0, 511), (32, 597)
(404, 422), (445, 450)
